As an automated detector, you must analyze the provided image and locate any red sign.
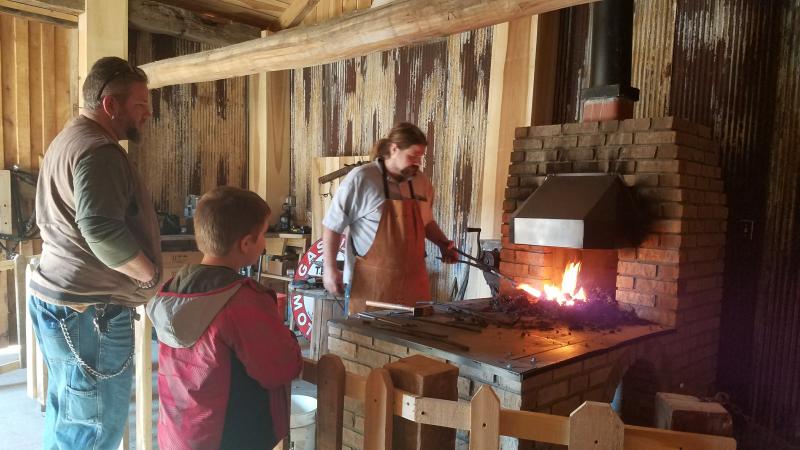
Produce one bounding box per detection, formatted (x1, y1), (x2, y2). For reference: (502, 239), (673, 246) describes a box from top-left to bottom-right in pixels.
(291, 236), (346, 339)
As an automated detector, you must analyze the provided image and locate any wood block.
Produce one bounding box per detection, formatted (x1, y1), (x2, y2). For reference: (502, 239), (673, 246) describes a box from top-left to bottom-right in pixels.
(385, 355), (458, 450)
(655, 392), (733, 437)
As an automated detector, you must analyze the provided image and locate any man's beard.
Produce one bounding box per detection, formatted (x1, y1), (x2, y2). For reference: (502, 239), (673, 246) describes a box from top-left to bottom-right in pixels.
(400, 165), (419, 179)
(125, 126), (141, 143)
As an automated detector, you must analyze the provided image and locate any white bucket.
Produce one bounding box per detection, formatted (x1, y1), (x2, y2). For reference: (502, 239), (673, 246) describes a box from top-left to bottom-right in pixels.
(290, 394), (317, 450)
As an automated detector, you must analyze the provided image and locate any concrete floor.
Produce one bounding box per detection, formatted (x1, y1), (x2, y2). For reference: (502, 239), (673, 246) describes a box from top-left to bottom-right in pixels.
(0, 336), (315, 450)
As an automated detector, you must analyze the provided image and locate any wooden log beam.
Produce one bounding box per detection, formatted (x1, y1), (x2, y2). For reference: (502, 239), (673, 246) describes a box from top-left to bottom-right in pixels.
(140, 0), (596, 89)
(129, 0), (262, 48)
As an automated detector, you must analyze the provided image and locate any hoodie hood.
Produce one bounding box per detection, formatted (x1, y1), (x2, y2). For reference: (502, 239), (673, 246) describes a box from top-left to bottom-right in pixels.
(147, 279), (245, 348)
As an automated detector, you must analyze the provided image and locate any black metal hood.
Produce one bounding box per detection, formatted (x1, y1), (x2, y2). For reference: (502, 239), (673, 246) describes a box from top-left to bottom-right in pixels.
(511, 174), (637, 249)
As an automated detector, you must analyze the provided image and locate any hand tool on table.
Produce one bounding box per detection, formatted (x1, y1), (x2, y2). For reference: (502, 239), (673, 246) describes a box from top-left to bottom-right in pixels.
(365, 300), (434, 317)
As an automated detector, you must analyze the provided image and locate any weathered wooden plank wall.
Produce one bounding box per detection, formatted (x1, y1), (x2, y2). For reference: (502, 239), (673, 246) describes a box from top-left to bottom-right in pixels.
(551, 0), (800, 443)
(291, 28), (493, 301)
(0, 12), (75, 345)
(128, 30), (248, 217)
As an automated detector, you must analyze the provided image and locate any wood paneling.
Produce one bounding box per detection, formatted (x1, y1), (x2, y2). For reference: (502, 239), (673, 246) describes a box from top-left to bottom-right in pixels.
(292, 28), (492, 301)
(128, 30), (248, 217)
(0, 12), (75, 343)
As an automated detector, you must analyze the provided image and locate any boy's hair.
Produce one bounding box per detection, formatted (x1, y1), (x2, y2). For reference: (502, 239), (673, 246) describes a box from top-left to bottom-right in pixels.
(195, 186), (270, 257)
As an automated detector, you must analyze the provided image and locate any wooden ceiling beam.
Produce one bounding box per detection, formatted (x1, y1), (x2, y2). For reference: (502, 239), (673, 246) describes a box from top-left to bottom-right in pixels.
(129, 0), (262, 47)
(141, 0), (596, 89)
(279, 0), (320, 29)
(0, 0), (78, 27)
(8, 0), (83, 15)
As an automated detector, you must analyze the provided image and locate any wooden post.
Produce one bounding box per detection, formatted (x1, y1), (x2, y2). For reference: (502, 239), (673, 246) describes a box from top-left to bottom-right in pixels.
(363, 368), (393, 450)
(470, 385), (500, 450)
(316, 354), (345, 450)
(77, 0), (127, 108)
(13, 254), (27, 367)
(384, 355), (458, 450)
(134, 305), (152, 450)
(569, 402), (624, 450)
(248, 30), (291, 227)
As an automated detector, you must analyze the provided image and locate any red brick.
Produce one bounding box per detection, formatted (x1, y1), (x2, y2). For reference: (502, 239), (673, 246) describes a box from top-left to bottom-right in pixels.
(650, 220), (685, 233)
(563, 121), (599, 134)
(635, 279), (679, 296)
(525, 149), (559, 162)
(499, 262), (529, 276)
(637, 160), (684, 173)
(696, 233), (725, 247)
(659, 174), (696, 188)
(503, 200), (517, 212)
(617, 275), (635, 289)
(634, 130), (678, 144)
(688, 247), (723, 262)
(500, 248), (516, 263)
(569, 375), (589, 394)
(617, 289), (656, 307)
(501, 223), (511, 237)
(511, 151), (525, 162)
(537, 380), (569, 405)
(618, 261), (657, 278)
(508, 163), (539, 175)
(529, 124), (562, 137)
(600, 120), (620, 132)
(574, 161), (603, 172)
(578, 134), (606, 146)
(543, 135), (578, 148)
(596, 147), (621, 160)
(661, 234), (696, 248)
(618, 248), (637, 261)
(602, 160), (636, 173)
(629, 304), (677, 326)
(621, 145), (657, 159)
(589, 365), (614, 386)
(566, 148), (595, 160)
(516, 251), (552, 266)
(520, 175), (545, 187)
(515, 127), (530, 138)
(607, 133), (634, 146)
(621, 118), (652, 131)
(638, 248), (684, 264)
(513, 138), (544, 149)
(541, 161), (574, 173)
(680, 276), (721, 293)
(638, 187), (685, 202)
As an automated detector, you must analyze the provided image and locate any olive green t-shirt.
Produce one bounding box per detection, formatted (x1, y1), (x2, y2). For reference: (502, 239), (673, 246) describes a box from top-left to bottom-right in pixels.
(74, 145), (141, 268)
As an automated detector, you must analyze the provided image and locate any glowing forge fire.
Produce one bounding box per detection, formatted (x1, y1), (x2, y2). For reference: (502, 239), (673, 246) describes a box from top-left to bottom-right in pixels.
(518, 262), (588, 307)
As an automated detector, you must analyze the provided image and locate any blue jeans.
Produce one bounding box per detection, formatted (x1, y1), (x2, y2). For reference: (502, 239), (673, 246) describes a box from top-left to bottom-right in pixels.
(28, 295), (135, 450)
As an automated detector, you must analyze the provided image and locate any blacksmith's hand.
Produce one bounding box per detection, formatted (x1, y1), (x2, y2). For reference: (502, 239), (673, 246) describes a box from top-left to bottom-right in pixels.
(439, 241), (459, 264)
(323, 267), (345, 296)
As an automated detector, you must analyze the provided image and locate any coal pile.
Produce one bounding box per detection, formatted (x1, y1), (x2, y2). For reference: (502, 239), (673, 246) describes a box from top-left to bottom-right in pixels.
(486, 289), (650, 332)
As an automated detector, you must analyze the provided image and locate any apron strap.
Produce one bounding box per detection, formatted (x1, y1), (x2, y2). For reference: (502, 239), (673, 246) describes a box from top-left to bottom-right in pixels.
(377, 157), (391, 199)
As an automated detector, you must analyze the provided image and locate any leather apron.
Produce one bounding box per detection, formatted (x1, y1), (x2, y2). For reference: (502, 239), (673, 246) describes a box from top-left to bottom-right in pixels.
(347, 158), (431, 315)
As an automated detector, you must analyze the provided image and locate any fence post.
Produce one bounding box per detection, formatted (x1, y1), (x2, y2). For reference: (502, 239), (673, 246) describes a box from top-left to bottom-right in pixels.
(569, 401), (624, 450)
(384, 354), (458, 450)
(364, 367), (394, 450)
(470, 385), (500, 450)
(316, 354), (345, 450)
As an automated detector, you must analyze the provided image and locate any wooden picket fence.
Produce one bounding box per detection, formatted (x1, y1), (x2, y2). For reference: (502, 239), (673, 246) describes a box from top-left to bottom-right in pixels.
(302, 354), (737, 450)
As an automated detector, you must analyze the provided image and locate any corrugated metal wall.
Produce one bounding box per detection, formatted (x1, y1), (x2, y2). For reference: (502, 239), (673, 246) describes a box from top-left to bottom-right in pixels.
(551, 0), (800, 443)
(291, 28), (493, 300)
(128, 30), (248, 217)
(752, 0), (800, 444)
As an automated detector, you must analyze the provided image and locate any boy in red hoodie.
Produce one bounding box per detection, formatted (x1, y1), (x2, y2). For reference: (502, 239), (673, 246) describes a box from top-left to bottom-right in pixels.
(147, 186), (302, 450)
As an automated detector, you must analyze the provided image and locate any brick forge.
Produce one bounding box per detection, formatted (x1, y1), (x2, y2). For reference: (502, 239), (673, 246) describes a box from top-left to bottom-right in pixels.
(501, 116), (728, 424)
